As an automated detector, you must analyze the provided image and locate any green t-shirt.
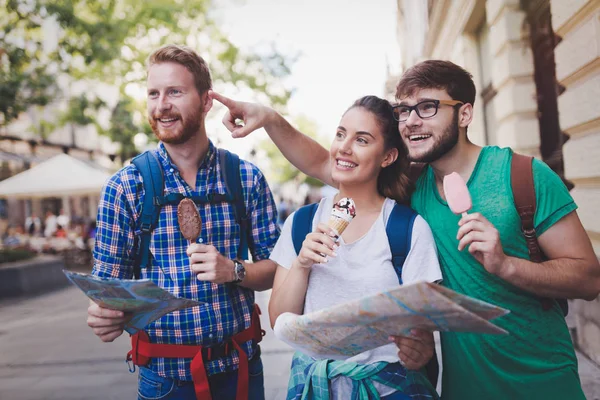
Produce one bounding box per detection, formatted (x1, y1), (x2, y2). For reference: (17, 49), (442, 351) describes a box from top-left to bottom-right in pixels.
(411, 146), (584, 400)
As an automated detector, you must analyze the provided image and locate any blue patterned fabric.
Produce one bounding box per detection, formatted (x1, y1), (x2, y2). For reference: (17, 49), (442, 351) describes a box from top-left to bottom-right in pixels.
(92, 141), (280, 380)
(287, 352), (438, 400)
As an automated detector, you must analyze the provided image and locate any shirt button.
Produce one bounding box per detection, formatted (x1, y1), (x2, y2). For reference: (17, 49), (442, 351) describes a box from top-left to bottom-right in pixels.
(208, 334), (213, 339)
(169, 168), (174, 173)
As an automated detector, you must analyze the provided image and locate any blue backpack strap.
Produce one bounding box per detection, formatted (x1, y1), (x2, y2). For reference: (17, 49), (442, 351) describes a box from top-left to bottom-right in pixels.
(131, 151), (165, 279)
(385, 203), (439, 388)
(385, 203), (417, 284)
(291, 203), (319, 255)
(218, 149), (250, 260)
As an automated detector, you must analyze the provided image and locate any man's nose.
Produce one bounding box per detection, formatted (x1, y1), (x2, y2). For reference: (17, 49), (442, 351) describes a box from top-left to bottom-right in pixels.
(158, 94), (172, 111)
(404, 108), (422, 128)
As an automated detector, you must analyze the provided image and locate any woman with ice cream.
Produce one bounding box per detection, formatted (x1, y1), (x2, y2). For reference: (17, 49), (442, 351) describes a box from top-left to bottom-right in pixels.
(267, 96), (442, 399)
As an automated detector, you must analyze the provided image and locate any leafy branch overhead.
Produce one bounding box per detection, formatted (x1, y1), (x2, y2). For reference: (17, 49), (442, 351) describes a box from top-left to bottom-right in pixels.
(1, 0), (293, 160)
(258, 115), (325, 188)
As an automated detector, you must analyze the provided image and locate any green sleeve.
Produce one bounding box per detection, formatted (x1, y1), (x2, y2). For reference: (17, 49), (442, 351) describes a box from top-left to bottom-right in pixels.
(532, 158), (577, 236)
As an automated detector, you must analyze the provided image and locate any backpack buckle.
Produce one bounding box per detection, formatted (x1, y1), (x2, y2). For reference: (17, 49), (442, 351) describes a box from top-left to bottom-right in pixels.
(522, 228), (536, 239)
(140, 223), (152, 233)
(126, 351), (136, 373)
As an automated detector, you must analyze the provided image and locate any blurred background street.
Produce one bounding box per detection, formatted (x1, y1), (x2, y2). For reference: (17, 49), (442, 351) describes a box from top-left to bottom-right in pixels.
(0, 286), (294, 400)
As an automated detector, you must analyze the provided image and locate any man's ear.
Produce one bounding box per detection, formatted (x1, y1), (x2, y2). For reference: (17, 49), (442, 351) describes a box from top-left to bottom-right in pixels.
(382, 147), (399, 168)
(201, 91), (213, 115)
(458, 103), (473, 128)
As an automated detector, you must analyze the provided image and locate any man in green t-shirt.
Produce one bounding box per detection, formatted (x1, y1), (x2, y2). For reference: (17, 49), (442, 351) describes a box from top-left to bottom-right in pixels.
(209, 60), (600, 399)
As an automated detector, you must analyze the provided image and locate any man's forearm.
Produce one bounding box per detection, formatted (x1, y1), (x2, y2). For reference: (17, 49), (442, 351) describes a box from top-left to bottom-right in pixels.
(238, 259), (277, 291)
(500, 256), (600, 300)
(263, 109), (333, 186)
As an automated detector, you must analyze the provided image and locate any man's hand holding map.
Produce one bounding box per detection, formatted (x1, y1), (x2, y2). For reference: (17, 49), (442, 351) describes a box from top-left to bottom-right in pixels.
(64, 271), (201, 334)
(274, 281), (509, 359)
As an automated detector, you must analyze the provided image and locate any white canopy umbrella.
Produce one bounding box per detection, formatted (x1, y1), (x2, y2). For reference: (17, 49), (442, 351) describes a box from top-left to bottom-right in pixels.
(0, 153), (112, 199)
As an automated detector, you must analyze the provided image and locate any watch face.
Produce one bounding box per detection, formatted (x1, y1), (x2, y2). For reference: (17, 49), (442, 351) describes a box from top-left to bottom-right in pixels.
(235, 261), (246, 281)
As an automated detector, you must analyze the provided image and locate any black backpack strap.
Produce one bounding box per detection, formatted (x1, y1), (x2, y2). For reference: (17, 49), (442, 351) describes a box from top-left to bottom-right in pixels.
(131, 151), (165, 279)
(219, 149), (250, 260)
(291, 203), (319, 256)
(511, 153), (568, 316)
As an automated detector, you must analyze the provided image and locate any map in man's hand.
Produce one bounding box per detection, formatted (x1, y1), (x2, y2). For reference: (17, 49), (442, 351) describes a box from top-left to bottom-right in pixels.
(273, 281), (509, 359)
(64, 271), (201, 334)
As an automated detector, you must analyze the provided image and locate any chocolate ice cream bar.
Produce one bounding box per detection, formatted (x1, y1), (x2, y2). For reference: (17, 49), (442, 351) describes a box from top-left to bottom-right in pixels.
(177, 198), (202, 242)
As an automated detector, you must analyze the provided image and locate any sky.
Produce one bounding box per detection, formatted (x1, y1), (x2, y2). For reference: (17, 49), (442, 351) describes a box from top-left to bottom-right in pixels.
(209, 0), (401, 156)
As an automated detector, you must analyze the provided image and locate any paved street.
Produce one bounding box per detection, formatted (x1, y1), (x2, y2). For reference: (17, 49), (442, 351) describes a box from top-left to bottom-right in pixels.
(1, 287), (599, 400)
(0, 287), (293, 400)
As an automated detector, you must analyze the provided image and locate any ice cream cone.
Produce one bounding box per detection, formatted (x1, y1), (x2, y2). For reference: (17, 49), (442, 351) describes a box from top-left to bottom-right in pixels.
(328, 197), (356, 236)
(327, 215), (351, 236)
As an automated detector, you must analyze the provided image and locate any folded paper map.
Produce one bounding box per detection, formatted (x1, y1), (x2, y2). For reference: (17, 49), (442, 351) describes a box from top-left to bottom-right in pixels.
(274, 281), (509, 359)
(64, 271), (201, 334)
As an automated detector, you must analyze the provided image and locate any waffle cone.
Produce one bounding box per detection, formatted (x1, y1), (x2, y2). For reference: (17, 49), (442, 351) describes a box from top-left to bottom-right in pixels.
(327, 215), (350, 236)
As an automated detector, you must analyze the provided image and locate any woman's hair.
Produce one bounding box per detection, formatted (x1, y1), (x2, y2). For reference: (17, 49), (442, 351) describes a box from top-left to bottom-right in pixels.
(347, 96), (412, 205)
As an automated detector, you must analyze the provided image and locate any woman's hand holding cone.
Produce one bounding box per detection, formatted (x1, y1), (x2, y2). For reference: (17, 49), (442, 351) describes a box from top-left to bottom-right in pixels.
(293, 223), (339, 269)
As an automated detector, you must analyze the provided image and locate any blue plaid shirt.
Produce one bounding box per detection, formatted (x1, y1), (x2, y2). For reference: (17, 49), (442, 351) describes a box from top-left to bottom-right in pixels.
(92, 141), (280, 380)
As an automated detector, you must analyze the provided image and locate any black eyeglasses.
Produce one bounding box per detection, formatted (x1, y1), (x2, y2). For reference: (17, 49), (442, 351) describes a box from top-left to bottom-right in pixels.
(392, 99), (464, 122)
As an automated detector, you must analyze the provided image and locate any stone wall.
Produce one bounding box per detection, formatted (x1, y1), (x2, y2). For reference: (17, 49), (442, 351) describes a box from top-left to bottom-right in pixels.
(572, 297), (600, 365)
(0, 255), (68, 299)
(551, 0), (600, 364)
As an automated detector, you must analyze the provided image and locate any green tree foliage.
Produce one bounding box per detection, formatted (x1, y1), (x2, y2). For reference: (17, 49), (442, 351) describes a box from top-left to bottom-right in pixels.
(1, 0), (293, 159)
(258, 114), (327, 187)
(0, 1), (55, 125)
(107, 97), (140, 161)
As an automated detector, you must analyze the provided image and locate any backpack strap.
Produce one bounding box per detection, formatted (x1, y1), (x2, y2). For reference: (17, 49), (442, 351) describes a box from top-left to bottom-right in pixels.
(511, 154), (543, 263)
(385, 203), (418, 284)
(291, 203), (319, 255)
(408, 162), (427, 184)
(290, 201), (418, 280)
(385, 203), (438, 387)
(129, 149), (253, 277)
(510, 153), (568, 315)
(131, 151), (165, 279)
(219, 149), (250, 260)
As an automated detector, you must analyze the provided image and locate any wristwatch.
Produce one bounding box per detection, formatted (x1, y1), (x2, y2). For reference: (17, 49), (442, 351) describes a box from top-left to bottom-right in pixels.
(232, 259), (246, 284)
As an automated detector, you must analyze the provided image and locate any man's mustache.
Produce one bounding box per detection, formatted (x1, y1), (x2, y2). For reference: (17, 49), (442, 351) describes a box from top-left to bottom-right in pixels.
(151, 112), (181, 120)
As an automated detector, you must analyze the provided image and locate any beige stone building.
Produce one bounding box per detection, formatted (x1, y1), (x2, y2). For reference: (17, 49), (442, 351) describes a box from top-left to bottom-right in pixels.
(393, 0), (600, 364)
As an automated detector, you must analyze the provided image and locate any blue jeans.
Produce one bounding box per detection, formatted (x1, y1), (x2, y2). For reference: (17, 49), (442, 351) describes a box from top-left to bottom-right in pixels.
(137, 355), (265, 400)
(381, 391), (412, 399)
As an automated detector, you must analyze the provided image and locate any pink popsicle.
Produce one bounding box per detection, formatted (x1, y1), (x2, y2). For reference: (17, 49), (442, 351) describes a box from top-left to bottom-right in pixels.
(443, 172), (472, 216)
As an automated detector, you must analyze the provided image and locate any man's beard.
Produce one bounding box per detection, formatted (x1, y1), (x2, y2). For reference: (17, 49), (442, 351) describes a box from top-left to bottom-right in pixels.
(407, 111), (459, 163)
(149, 109), (201, 145)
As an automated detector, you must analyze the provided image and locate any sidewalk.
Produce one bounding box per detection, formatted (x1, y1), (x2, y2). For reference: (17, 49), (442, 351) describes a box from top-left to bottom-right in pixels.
(578, 351), (600, 400)
(0, 287), (293, 400)
(0, 287), (598, 399)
